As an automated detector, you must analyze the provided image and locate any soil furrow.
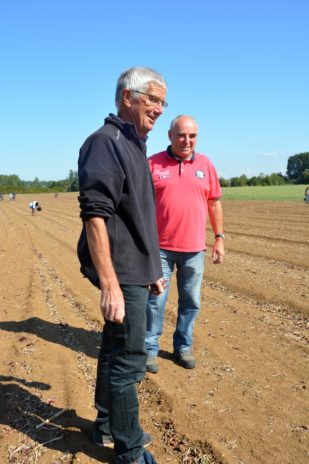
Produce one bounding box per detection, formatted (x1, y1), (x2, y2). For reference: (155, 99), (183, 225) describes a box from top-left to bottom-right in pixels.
(1, 194), (308, 464)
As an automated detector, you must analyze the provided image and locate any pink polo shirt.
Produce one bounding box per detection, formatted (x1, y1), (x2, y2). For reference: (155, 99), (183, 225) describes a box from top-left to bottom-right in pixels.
(149, 150), (222, 252)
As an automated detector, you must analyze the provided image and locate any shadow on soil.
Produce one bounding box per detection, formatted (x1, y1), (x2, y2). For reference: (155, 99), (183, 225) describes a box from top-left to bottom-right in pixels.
(0, 375), (112, 462)
(158, 350), (174, 362)
(0, 317), (101, 358)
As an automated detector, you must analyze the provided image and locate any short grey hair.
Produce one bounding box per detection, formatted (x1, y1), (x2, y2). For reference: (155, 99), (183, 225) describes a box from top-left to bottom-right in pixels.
(169, 115), (198, 130)
(115, 66), (167, 109)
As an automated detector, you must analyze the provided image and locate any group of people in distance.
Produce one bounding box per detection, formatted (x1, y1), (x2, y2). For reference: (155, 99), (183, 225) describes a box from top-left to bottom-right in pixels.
(77, 67), (224, 464)
(0, 192), (16, 201)
(0, 196), (47, 215)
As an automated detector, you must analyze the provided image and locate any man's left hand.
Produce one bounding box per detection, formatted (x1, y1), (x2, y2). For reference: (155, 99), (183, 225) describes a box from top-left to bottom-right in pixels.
(148, 278), (166, 295)
(212, 240), (224, 264)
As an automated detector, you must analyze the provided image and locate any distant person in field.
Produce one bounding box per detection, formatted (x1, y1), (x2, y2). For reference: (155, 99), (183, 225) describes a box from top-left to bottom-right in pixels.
(29, 201), (42, 215)
(304, 186), (309, 204)
(145, 115), (224, 374)
(77, 66), (167, 464)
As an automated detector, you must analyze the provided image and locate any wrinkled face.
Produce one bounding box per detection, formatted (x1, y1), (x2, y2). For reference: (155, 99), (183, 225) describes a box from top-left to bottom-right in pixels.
(123, 82), (167, 138)
(168, 117), (198, 159)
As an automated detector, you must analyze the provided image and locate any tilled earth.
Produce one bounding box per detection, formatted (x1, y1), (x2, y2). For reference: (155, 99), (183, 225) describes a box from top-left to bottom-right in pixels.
(0, 194), (308, 464)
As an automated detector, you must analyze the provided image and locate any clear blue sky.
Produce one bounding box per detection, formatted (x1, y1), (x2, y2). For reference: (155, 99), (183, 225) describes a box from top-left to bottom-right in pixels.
(1, 0), (308, 180)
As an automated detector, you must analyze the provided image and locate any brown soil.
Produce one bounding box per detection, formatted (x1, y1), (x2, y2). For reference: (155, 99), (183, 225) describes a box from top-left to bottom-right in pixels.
(0, 194), (308, 464)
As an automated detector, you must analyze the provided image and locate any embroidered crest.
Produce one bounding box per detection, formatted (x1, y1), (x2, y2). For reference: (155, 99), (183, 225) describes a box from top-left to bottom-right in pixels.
(195, 169), (205, 179)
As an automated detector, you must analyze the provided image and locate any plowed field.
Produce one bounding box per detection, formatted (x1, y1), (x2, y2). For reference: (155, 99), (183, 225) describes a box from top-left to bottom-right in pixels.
(0, 194), (308, 464)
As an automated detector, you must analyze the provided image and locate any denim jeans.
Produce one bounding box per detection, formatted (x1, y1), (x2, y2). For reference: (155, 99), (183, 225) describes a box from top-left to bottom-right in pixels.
(94, 285), (148, 464)
(146, 249), (205, 357)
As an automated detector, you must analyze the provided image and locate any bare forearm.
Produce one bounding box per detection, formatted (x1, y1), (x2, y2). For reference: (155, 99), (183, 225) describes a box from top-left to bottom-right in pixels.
(208, 199), (225, 264)
(85, 217), (118, 289)
(208, 199), (224, 234)
(85, 217), (124, 323)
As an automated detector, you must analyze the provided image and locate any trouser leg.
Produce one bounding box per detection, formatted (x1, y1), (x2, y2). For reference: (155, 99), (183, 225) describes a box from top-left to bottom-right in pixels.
(145, 250), (174, 357)
(173, 251), (205, 352)
(94, 324), (112, 438)
(95, 285), (148, 463)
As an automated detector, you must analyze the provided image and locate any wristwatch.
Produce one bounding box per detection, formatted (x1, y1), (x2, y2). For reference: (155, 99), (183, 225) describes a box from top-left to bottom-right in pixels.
(215, 233), (225, 239)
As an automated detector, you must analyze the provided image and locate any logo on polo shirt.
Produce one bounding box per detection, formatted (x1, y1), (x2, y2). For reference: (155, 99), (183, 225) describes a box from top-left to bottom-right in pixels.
(195, 169), (205, 179)
(157, 169), (171, 180)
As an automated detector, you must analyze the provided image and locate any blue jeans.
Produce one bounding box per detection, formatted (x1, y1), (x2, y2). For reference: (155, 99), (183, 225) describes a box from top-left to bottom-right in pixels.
(94, 285), (148, 464)
(146, 249), (205, 357)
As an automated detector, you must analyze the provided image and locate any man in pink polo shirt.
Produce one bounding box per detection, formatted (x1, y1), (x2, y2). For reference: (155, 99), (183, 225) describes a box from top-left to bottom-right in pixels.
(146, 115), (224, 372)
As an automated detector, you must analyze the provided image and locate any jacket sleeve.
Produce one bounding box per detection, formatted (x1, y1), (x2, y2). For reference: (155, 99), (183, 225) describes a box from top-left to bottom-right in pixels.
(78, 133), (125, 220)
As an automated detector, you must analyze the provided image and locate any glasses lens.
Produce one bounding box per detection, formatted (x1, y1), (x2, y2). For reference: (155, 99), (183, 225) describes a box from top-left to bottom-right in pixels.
(134, 90), (167, 109)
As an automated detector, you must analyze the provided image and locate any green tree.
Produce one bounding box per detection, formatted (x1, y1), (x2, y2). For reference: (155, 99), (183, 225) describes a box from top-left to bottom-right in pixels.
(286, 152), (309, 182)
(0, 174), (23, 192)
(248, 176), (262, 186)
(269, 173), (285, 185)
(298, 169), (309, 184)
(66, 170), (79, 192)
(230, 175), (248, 186)
(261, 175), (271, 186)
(219, 177), (230, 187)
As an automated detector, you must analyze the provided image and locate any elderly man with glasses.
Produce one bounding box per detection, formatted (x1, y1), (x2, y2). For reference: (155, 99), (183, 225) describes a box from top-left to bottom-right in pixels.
(77, 67), (167, 464)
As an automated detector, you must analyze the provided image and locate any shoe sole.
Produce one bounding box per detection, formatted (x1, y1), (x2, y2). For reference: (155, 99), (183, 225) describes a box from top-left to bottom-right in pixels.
(93, 439), (114, 449)
(93, 435), (153, 449)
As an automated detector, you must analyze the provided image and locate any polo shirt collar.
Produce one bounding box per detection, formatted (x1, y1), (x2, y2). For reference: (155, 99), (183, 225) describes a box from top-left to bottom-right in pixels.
(167, 145), (196, 162)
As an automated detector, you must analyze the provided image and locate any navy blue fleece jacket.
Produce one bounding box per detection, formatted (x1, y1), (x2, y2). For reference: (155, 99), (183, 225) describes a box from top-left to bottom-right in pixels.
(77, 114), (162, 288)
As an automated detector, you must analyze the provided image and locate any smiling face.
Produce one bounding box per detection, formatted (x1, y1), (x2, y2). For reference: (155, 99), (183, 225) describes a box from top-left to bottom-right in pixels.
(121, 82), (166, 138)
(168, 116), (198, 160)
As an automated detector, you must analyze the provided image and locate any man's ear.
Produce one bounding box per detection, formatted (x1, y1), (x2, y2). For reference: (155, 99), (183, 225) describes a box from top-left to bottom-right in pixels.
(122, 89), (132, 108)
(168, 130), (172, 141)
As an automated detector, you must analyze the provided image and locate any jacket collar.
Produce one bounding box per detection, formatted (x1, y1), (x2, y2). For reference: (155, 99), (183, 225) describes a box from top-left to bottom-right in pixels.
(105, 113), (147, 154)
(105, 113), (148, 142)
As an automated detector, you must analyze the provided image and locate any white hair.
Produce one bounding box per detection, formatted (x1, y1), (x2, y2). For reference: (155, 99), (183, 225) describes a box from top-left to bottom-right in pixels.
(115, 66), (167, 109)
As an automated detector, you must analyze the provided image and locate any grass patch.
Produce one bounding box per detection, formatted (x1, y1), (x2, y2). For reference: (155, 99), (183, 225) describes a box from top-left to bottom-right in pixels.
(221, 184), (308, 202)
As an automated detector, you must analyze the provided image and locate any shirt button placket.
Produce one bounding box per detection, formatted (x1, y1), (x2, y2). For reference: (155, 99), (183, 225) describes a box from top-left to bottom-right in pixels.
(179, 162), (184, 177)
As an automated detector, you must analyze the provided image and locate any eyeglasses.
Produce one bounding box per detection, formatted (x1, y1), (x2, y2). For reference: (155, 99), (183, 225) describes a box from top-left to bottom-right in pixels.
(133, 90), (168, 109)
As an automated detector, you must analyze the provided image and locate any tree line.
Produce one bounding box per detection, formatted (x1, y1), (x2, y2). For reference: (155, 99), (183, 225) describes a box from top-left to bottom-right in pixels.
(0, 170), (79, 194)
(0, 153), (308, 194)
(220, 152), (309, 187)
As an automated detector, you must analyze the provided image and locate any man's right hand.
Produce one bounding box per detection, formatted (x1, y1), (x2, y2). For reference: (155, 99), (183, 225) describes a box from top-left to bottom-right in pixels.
(85, 218), (125, 324)
(100, 283), (125, 324)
